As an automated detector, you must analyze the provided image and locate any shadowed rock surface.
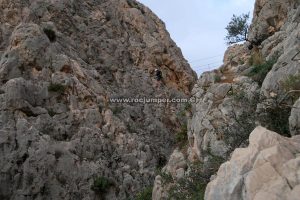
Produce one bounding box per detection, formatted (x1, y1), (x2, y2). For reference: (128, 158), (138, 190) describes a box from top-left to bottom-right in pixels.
(0, 0), (197, 199)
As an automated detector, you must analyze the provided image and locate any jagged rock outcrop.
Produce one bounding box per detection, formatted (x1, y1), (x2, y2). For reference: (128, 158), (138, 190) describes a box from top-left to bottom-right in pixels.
(258, 2), (300, 99)
(188, 44), (259, 161)
(205, 126), (300, 200)
(0, 0), (197, 199)
(248, 0), (298, 44)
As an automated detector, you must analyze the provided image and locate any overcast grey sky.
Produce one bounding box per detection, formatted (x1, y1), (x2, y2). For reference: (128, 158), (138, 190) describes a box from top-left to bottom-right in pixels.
(138, 0), (255, 75)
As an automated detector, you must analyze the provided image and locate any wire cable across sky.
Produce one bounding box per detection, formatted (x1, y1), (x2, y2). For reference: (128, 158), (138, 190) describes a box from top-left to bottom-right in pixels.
(187, 54), (224, 75)
(189, 54), (224, 63)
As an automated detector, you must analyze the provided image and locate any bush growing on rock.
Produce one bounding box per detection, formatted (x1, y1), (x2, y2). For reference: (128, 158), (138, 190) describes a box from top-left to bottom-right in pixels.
(183, 102), (192, 112)
(282, 74), (300, 92)
(224, 111), (256, 151)
(280, 74), (300, 103)
(247, 58), (277, 85)
(156, 170), (173, 186)
(135, 186), (153, 200)
(48, 83), (66, 94)
(258, 105), (291, 137)
(167, 160), (222, 200)
(224, 90), (259, 152)
(177, 102), (192, 123)
(248, 51), (264, 66)
(111, 106), (124, 115)
(176, 123), (188, 148)
(91, 176), (113, 194)
(214, 75), (221, 83)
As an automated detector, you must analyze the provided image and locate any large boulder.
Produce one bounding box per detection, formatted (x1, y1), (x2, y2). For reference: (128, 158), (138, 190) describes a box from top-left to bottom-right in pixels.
(205, 126), (300, 200)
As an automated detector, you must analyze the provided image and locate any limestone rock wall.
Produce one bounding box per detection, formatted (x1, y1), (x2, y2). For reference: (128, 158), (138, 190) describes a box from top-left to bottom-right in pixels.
(189, 0), (300, 164)
(0, 0), (197, 199)
(248, 0), (298, 44)
(203, 0), (300, 198)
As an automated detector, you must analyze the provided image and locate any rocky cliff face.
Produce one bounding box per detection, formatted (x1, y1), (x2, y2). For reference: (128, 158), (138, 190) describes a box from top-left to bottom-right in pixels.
(0, 0), (197, 199)
(153, 0), (300, 199)
(188, 0), (300, 163)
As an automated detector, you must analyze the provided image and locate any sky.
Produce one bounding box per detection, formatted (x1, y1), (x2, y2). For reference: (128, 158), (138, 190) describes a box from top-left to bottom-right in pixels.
(138, 0), (255, 75)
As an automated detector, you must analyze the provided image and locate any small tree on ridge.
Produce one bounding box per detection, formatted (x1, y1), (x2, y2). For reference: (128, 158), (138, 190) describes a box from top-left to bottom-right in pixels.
(225, 13), (250, 45)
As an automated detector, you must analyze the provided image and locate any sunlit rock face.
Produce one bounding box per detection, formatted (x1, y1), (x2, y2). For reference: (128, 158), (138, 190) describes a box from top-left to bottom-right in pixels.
(0, 0), (197, 199)
(205, 127), (300, 200)
(202, 0), (300, 199)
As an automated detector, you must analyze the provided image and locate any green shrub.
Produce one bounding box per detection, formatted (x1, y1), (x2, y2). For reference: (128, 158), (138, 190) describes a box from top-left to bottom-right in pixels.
(247, 58), (277, 85)
(169, 181), (206, 200)
(176, 123), (188, 148)
(177, 110), (185, 118)
(168, 162), (211, 200)
(232, 90), (246, 102)
(48, 83), (66, 94)
(238, 58), (245, 65)
(281, 74), (300, 102)
(135, 186), (153, 200)
(224, 111), (256, 152)
(127, 123), (137, 133)
(48, 109), (56, 117)
(155, 168), (173, 184)
(91, 176), (113, 194)
(157, 160), (222, 200)
(258, 106), (291, 137)
(224, 90), (259, 153)
(160, 172), (173, 185)
(112, 106), (124, 115)
(260, 74), (300, 137)
(282, 74), (300, 92)
(214, 75), (221, 83)
(178, 102), (192, 118)
(248, 51), (264, 66)
(184, 102), (192, 112)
